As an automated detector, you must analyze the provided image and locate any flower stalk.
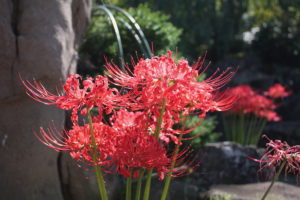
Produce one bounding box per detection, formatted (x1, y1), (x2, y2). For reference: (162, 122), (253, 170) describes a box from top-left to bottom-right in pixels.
(135, 169), (145, 200)
(87, 109), (108, 200)
(126, 170), (133, 200)
(154, 98), (167, 139)
(143, 98), (167, 200)
(261, 160), (286, 200)
(143, 169), (153, 200)
(160, 116), (188, 200)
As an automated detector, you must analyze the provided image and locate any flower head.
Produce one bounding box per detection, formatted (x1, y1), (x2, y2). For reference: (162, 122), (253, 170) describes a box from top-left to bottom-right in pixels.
(113, 127), (170, 179)
(23, 51), (235, 183)
(265, 83), (292, 99)
(225, 85), (280, 121)
(251, 136), (300, 178)
(110, 109), (196, 179)
(106, 51), (235, 121)
(37, 122), (116, 166)
(21, 74), (120, 124)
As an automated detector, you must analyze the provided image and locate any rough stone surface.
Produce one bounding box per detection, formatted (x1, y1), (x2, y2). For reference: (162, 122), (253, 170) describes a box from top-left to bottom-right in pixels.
(201, 182), (300, 200)
(0, 0), (91, 199)
(58, 152), (122, 200)
(150, 179), (200, 200)
(149, 141), (298, 200)
(149, 142), (266, 200)
(192, 142), (264, 189)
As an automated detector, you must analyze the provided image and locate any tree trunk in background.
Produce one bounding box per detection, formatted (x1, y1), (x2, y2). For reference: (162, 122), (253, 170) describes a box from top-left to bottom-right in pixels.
(0, 0), (91, 199)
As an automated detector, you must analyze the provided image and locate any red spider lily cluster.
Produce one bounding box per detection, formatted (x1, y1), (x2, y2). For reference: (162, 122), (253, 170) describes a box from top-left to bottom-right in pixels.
(21, 51), (235, 180)
(251, 136), (300, 178)
(225, 84), (291, 121)
(264, 83), (292, 99)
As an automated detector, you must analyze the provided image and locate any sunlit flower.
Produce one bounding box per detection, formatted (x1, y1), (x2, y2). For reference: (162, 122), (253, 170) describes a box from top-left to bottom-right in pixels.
(113, 127), (170, 179)
(23, 51), (235, 185)
(110, 109), (196, 179)
(21, 74), (120, 124)
(36, 122), (116, 165)
(106, 51), (235, 122)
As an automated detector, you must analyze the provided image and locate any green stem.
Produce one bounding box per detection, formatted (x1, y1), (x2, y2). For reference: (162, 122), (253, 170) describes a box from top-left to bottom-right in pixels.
(143, 98), (167, 200)
(160, 116), (188, 200)
(261, 160), (286, 200)
(249, 115), (259, 145)
(143, 169), (153, 200)
(238, 112), (244, 145)
(126, 170), (133, 200)
(160, 136), (182, 200)
(154, 98), (167, 138)
(252, 118), (267, 146)
(135, 169), (145, 200)
(87, 110), (108, 200)
(231, 114), (237, 143)
(245, 114), (254, 145)
(160, 173), (172, 200)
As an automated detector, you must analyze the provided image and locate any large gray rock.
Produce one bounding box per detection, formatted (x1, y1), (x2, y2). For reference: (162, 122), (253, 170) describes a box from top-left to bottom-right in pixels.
(193, 142), (264, 189)
(201, 182), (300, 200)
(149, 142), (265, 200)
(0, 0), (91, 199)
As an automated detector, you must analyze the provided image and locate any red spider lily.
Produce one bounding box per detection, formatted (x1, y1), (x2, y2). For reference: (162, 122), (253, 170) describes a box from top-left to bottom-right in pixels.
(225, 85), (280, 121)
(264, 83), (292, 99)
(250, 136), (300, 178)
(23, 51), (237, 192)
(111, 109), (196, 145)
(106, 51), (235, 122)
(111, 109), (177, 145)
(112, 127), (170, 180)
(112, 128), (198, 180)
(36, 122), (116, 166)
(110, 109), (198, 179)
(20, 74), (120, 124)
(110, 110), (170, 179)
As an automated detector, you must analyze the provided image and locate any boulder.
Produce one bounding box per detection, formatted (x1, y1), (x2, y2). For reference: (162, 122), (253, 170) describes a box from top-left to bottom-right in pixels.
(201, 182), (300, 200)
(148, 142), (265, 200)
(193, 142), (264, 189)
(0, 0), (91, 199)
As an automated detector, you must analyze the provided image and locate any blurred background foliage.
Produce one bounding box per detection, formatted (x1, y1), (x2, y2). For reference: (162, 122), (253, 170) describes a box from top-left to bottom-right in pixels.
(82, 0), (300, 72)
(79, 0), (300, 145)
(78, 3), (182, 75)
(183, 116), (221, 149)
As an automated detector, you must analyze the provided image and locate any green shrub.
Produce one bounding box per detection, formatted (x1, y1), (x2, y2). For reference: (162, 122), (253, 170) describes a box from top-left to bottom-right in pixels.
(183, 115), (221, 149)
(78, 3), (182, 75)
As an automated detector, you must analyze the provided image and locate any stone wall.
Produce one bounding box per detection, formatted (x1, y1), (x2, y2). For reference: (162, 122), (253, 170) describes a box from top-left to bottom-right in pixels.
(0, 0), (91, 199)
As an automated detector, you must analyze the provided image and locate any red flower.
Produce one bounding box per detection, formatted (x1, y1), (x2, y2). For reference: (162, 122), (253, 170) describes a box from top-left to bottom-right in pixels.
(21, 74), (120, 124)
(265, 83), (292, 99)
(23, 52), (234, 182)
(113, 127), (170, 179)
(111, 109), (197, 179)
(225, 85), (280, 121)
(106, 51), (235, 121)
(250, 136), (300, 177)
(111, 109), (183, 145)
(37, 122), (116, 166)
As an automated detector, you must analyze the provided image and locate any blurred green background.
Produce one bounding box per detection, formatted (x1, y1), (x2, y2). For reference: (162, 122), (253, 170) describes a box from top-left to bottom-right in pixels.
(81, 0), (300, 72)
(78, 0), (300, 146)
